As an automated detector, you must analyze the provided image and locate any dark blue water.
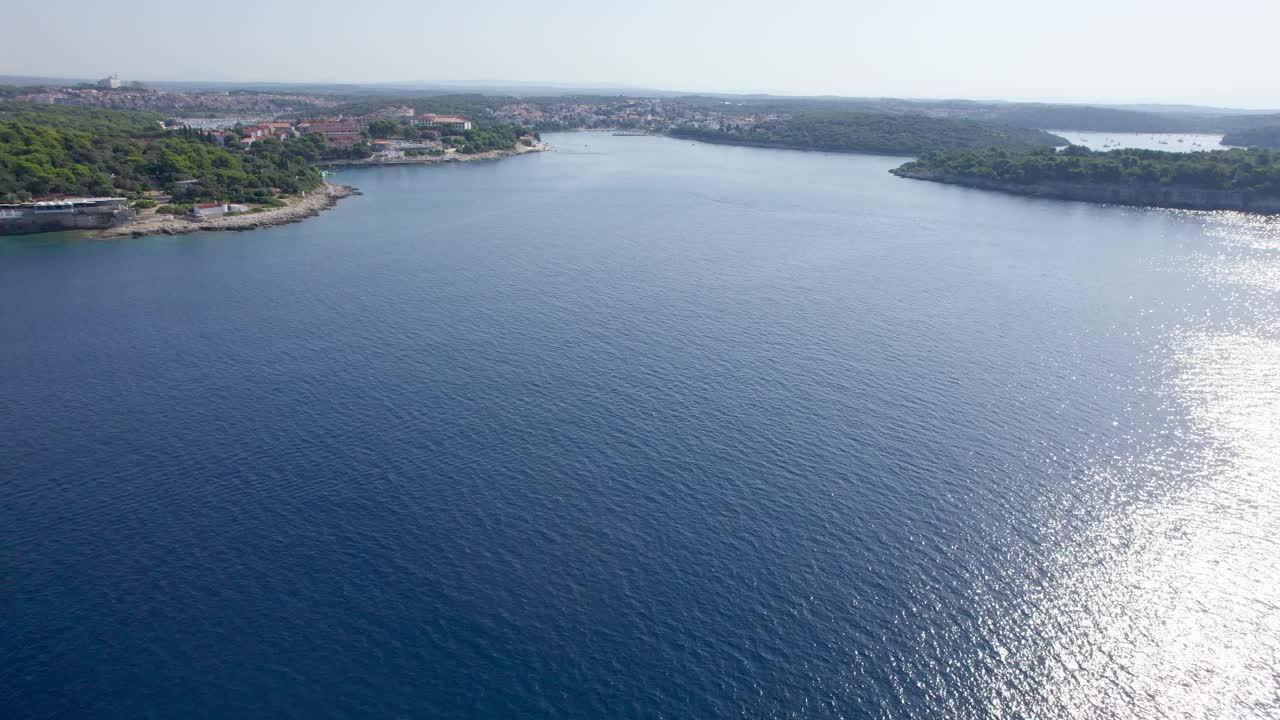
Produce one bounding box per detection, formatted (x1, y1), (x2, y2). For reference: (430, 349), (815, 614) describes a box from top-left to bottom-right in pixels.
(4, 134), (1278, 719)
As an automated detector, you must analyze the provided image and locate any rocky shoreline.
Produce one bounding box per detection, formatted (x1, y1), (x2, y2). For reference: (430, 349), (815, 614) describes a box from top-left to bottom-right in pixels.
(890, 168), (1280, 214)
(89, 142), (550, 240)
(94, 184), (359, 239)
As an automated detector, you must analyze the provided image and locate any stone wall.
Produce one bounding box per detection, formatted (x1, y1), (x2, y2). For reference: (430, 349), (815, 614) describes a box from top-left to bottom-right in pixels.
(0, 206), (134, 235)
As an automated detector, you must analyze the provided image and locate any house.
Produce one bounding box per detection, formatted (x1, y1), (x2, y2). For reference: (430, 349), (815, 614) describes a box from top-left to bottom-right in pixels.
(410, 114), (472, 131)
(190, 203), (227, 218)
(298, 121), (363, 147)
(244, 124), (275, 139)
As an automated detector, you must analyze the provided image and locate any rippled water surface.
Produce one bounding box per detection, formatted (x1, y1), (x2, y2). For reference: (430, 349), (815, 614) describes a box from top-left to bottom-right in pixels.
(3, 134), (1278, 719)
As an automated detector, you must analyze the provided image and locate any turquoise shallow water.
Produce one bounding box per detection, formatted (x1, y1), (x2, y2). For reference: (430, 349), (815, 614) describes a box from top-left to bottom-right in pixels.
(3, 133), (1278, 718)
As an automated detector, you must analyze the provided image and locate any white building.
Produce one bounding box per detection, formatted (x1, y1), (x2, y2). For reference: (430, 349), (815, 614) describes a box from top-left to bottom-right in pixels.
(410, 114), (472, 131)
(97, 75), (122, 90)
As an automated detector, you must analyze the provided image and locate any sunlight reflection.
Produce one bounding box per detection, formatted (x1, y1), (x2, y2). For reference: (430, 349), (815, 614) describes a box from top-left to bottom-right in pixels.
(988, 213), (1280, 719)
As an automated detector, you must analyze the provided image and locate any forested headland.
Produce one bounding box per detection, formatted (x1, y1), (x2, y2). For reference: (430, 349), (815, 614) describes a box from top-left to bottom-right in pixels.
(1222, 126), (1280, 149)
(0, 103), (324, 204)
(890, 146), (1280, 212)
(0, 102), (536, 204)
(670, 112), (1067, 155)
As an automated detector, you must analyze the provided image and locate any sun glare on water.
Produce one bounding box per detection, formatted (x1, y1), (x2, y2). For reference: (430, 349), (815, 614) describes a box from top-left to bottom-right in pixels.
(989, 212), (1280, 718)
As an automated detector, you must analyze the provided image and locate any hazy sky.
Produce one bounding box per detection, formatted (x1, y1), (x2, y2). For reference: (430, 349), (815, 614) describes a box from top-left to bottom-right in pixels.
(7, 0), (1278, 108)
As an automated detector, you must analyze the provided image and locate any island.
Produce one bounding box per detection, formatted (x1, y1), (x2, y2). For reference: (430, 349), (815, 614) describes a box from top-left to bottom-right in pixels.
(669, 111), (1067, 155)
(889, 146), (1280, 213)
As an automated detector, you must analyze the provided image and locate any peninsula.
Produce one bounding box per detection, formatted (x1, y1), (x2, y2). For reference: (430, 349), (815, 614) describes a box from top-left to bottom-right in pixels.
(890, 146), (1280, 213)
(0, 101), (539, 237)
(92, 183), (357, 239)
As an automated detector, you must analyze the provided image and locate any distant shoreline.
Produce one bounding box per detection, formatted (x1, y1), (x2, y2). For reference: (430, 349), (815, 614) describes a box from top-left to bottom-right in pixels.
(87, 142), (551, 239)
(666, 132), (919, 157)
(315, 141), (550, 167)
(889, 167), (1280, 214)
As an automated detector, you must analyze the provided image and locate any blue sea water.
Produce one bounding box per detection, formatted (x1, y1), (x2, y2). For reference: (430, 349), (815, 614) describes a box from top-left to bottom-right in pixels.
(3, 134), (1278, 719)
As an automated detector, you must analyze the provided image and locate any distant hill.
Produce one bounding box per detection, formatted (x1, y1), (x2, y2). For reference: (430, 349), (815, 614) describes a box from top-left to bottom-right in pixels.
(4, 77), (1277, 136)
(1222, 126), (1280, 149)
(1214, 114), (1280, 133)
(669, 96), (1280, 135)
(917, 105), (1280, 135)
(1104, 103), (1280, 116)
(967, 105), (1205, 133)
(0, 75), (94, 87)
(671, 112), (1067, 156)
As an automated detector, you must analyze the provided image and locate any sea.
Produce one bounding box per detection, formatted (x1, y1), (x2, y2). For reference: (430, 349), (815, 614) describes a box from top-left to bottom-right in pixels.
(1049, 130), (1227, 152)
(3, 133), (1278, 719)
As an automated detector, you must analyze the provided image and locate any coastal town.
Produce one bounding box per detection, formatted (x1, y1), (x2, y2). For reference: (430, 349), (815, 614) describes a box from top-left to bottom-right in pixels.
(7, 76), (791, 135)
(220, 111), (476, 155)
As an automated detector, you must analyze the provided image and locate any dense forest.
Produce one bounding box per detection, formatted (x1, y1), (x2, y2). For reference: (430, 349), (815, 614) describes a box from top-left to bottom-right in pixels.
(0, 120), (322, 203)
(1222, 126), (1280, 149)
(0, 101), (169, 135)
(0, 100), (533, 202)
(670, 112), (1067, 155)
(891, 146), (1280, 195)
(460, 123), (535, 153)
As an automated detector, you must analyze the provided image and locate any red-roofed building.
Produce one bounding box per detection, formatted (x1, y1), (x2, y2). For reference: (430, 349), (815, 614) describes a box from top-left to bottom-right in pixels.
(191, 202), (227, 218)
(299, 121), (363, 147)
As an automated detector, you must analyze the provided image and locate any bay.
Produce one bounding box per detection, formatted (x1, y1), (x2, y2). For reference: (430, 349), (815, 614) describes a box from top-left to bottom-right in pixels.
(3, 133), (1277, 719)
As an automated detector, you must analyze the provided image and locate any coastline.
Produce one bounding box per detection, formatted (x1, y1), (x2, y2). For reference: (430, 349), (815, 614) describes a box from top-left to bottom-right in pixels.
(94, 183), (359, 239)
(316, 141), (550, 167)
(668, 132), (919, 157)
(88, 142), (549, 239)
(889, 168), (1280, 214)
